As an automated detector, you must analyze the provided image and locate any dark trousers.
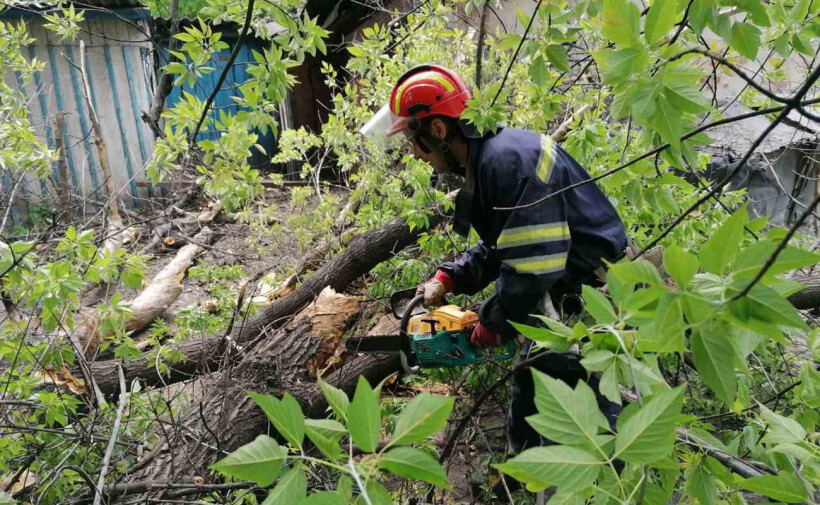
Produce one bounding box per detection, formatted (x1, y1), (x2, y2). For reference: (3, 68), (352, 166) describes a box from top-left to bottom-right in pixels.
(509, 347), (622, 453)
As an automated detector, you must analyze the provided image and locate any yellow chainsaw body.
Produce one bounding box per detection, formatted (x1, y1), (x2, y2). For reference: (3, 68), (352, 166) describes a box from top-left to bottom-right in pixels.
(406, 305), (478, 334)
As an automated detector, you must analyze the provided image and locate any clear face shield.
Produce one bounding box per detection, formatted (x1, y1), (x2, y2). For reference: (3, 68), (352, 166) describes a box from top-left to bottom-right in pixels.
(359, 104), (411, 141)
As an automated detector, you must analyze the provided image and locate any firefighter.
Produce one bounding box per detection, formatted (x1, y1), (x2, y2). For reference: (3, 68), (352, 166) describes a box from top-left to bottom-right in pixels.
(363, 63), (627, 477)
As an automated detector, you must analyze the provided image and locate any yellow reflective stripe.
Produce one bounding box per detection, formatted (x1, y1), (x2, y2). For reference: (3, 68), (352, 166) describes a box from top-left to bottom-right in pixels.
(537, 134), (556, 183)
(392, 72), (456, 114)
(497, 222), (569, 250)
(504, 253), (567, 275)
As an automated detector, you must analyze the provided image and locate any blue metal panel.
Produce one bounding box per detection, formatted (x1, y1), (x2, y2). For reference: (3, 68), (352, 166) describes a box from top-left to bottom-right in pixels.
(64, 45), (100, 194)
(121, 46), (149, 164)
(164, 36), (277, 169)
(104, 45), (139, 206)
(81, 47), (103, 196)
(47, 44), (80, 188)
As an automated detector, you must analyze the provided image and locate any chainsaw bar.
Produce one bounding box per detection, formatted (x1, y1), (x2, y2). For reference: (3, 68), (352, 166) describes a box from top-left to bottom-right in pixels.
(345, 335), (403, 354)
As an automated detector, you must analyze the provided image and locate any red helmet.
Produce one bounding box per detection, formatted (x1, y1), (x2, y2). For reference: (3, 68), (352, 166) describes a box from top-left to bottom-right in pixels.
(386, 65), (472, 136)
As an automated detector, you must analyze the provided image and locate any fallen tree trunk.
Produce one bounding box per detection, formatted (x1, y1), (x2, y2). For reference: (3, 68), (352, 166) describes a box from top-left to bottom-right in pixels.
(114, 289), (400, 502)
(789, 273), (820, 310)
(75, 228), (215, 363)
(91, 208), (447, 394)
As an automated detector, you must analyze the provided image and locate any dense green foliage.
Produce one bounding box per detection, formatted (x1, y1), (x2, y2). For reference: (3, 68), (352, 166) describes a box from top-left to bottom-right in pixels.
(0, 0), (819, 503)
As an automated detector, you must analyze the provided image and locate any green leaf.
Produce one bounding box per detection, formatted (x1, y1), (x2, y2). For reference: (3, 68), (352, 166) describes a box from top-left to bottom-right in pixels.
(249, 392), (305, 450)
(600, 362), (622, 405)
(298, 492), (344, 505)
(773, 34), (791, 57)
(739, 0), (770, 26)
(686, 464), (717, 505)
(729, 282), (808, 330)
(595, 47), (649, 85)
(663, 245), (699, 289)
(689, 0), (716, 34)
(759, 404), (807, 444)
(510, 321), (572, 352)
(790, 0), (811, 21)
(580, 350), (616, 372)
(608, 260), (664, 286)
(582, 285), (617, 324)
(317, 378), (349, 421)
(649, 97), (682, 148)
(642, 294), (686, 353)
(210, 435), (284, 487)
(305, 419), (345, 461)
(347, 376), (380, 453)
(730, 22), (761, 59)
(602, 0), (641, 46)
(379, 447), (450, 489)
(527, 369), (610, 448)
(741, 239), (801, 277)
(0, 492), (17, 505)
(699, 204), (748, 275)
(347, 46), (365, 57)
(645, 0), (679, 45)
(529, 55), (548, 87)
(740, 472), (809, 503)
(494, 446), (604, 493)
(496, 33), (522, 51)
(263, 467), (307, 505)
(613, 386), (684, 463)
(358, 480), (391, 505)
(389, 392), (454, 447)
(664, 82), (709, 114)
(691, 325), (737, 404)
(545, 44), (570, 72)
(792, 34), (814, 56)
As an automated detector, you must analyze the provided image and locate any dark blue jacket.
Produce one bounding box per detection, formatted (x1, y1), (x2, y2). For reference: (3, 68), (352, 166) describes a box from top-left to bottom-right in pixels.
(439, 128), (627, 336)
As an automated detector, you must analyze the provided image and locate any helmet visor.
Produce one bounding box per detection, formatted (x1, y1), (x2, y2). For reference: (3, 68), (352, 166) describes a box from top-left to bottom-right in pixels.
(360, 104), (409, 140)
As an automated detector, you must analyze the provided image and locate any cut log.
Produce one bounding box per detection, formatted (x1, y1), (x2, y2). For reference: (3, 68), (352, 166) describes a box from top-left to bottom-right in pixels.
(91, 208), (447, 394)
(115, 289), (400, 502)
(76, 228), (215, 359)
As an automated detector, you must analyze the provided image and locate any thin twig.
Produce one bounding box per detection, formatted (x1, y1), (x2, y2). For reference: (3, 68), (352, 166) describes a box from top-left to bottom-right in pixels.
(189, 0), (257, 140)
(491, 0), (543, 106)
(731, 191), (820, 300)
(93, 365), (127, 505)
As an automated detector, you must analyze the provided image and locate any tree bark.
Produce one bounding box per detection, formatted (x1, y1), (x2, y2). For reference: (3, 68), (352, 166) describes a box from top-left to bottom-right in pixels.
(789, 273), (820, 310)
(114, 289), (400, 502)
(91, 209), (447, 394)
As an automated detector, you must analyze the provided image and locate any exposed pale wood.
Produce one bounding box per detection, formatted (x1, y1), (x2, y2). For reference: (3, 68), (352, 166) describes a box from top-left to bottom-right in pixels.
(76, 228), (214, 357)
(89, 205), (448, 394)
(550, 104), (596, 143)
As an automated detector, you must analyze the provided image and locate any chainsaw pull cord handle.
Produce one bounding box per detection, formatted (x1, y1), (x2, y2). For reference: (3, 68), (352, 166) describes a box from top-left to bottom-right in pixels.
(399, 294), (424, 375)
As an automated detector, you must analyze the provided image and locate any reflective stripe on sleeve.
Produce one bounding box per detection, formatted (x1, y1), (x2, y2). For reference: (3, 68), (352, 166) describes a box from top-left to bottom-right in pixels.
(503, 252), (567, 275)
(496, 222), (570, 250)
(536, 134), (556, 183)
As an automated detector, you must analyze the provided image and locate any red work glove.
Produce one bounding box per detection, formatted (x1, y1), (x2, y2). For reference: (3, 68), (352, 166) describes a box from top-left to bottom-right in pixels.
(416, 270), (455, 307)
(471, 322), (501, 348)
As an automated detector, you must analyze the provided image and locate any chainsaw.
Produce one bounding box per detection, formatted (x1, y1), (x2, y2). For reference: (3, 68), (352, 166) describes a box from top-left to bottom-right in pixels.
(346, 289), (518, 374)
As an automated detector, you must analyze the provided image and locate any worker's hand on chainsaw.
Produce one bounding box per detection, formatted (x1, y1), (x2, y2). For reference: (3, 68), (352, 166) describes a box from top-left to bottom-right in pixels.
(416, 270), (454, 307)
(471, 322), (501, 348)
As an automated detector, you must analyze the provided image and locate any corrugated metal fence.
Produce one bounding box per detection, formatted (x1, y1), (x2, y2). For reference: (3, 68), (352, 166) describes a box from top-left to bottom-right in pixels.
(2, 11), (156, 210)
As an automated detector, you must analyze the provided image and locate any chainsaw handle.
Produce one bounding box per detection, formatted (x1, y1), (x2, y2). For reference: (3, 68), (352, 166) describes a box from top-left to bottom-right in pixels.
(399, 294), (424, 374)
